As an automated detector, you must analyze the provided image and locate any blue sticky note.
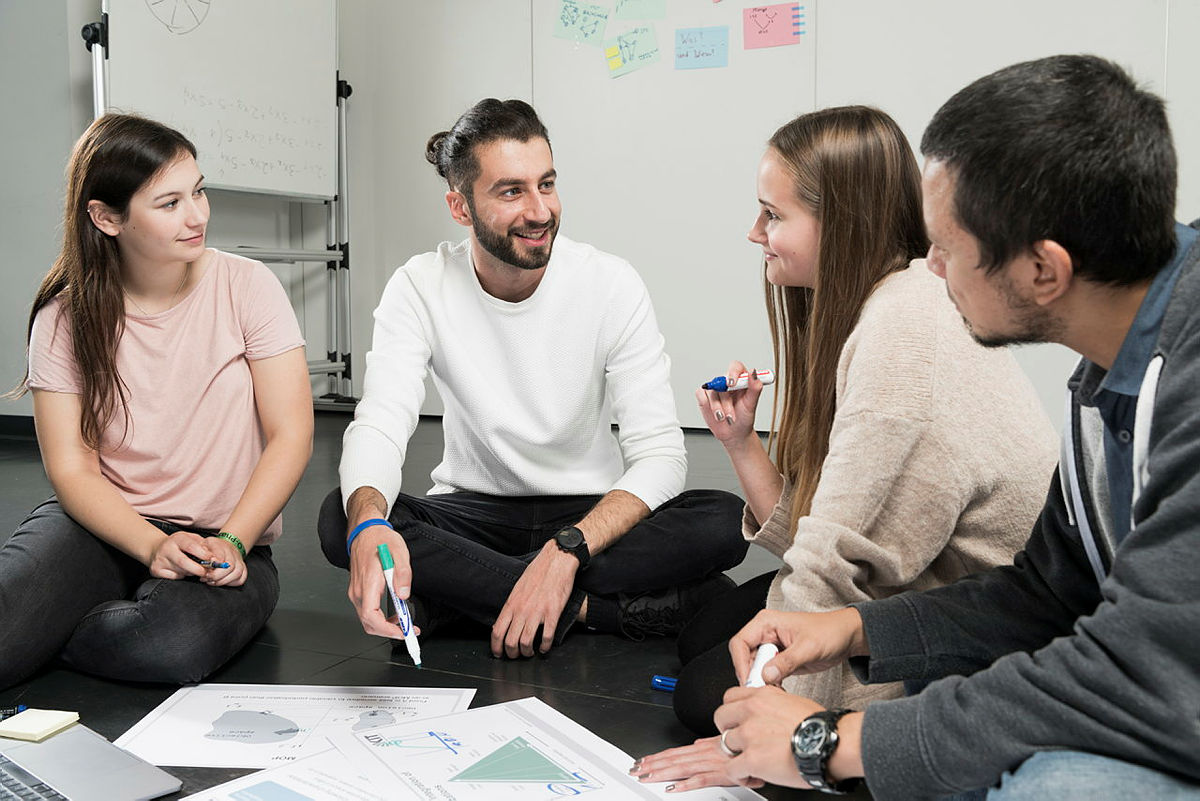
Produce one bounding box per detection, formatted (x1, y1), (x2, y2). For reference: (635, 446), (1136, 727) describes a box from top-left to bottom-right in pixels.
(554, 0), (609, 47)
(674, 26), (729, 70)
(616, 0), (667, 20)
(604, 26), (661, 78)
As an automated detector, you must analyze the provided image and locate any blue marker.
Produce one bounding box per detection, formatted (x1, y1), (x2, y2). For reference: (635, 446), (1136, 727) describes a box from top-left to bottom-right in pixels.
(188, 553), (230, 569)
(377, 544), (422, 668)
(701, 369), (775, 392)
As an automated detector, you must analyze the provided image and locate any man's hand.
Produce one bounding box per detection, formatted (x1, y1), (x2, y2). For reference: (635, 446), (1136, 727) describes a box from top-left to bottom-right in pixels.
(714, 687), (821, 789)
(715, 687), (865, 789)
(347, 522), (413, 640)
(730, 607), (868, 686)
(491, 541), (579, 658)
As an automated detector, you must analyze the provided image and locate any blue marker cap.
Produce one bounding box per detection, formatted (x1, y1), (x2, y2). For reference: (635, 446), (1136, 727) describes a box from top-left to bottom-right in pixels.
(651, 674), (678, 692)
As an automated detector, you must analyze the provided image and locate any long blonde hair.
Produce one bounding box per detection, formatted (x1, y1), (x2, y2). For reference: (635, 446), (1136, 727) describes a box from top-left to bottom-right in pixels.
(13, 114), (196, 449)
(765, 106), (928, 531)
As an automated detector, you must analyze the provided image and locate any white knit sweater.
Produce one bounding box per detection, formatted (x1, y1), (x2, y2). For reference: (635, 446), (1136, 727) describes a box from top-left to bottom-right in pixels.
(340, 235), (687, 513)
(744, 262), (1059, 709)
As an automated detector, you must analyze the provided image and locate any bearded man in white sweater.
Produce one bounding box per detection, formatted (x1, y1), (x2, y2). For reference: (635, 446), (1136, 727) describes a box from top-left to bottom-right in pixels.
(317, 99), (747, 659)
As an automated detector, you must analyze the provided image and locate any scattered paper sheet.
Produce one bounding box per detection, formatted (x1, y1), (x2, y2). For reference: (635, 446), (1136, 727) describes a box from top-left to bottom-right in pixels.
(337, 696), (765, 800)
(115, 684), (475, 769)
(181, 739), (398, 800)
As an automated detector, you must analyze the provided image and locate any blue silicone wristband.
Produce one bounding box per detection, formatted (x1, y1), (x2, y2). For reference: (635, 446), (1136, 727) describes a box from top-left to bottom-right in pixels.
(347, 518), (392, 557)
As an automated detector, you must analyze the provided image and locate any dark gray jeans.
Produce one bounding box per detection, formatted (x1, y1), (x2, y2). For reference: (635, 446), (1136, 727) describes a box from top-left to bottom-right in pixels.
(318, 488), (748, 642)
(0, 498), (278, 690)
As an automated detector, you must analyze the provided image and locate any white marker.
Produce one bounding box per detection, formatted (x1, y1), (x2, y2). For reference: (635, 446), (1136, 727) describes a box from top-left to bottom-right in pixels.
(745, 643), (779, 688)
(377, 544), (422, 667)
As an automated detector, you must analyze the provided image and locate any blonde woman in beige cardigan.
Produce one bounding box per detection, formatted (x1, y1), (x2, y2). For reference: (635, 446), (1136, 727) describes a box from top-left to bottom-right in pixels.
(631, 106), (1057, 792)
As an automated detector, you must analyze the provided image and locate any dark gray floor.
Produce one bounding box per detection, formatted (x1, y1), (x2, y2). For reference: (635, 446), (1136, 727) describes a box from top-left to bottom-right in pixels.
(0, 413), (871, 800)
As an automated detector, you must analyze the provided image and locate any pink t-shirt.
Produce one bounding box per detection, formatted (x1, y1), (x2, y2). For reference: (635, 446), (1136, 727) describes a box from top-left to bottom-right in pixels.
(27, 250), (304, 544)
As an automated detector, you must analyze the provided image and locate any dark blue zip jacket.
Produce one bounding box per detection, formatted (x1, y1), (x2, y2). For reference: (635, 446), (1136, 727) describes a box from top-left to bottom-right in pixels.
(850, 222), (1200, 800)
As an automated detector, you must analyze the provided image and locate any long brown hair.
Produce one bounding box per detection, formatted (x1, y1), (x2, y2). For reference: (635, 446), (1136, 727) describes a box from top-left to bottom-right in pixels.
(764, 106), (928, 530)
(13, 114), (196, 449)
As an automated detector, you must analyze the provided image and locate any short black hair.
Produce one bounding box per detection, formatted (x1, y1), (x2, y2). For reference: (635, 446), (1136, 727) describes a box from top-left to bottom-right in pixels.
(921, 54), (1177, 285)
(425, 99), (550, 198)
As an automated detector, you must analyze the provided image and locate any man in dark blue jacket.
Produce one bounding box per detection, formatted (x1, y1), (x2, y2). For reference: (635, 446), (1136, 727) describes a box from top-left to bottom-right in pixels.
(681, 55), (1200, 800)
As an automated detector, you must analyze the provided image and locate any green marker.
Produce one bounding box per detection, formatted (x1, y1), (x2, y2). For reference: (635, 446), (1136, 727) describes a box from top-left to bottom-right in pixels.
(377, 544), (422, 667)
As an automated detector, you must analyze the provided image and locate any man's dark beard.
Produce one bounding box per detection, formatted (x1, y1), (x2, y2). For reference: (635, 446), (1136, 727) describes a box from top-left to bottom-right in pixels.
(960, 280), (1063, 348)
(471, 206), (559, 271)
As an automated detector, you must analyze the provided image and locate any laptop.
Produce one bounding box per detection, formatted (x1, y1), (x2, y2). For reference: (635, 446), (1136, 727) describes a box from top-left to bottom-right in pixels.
(0, 723), (181, 800)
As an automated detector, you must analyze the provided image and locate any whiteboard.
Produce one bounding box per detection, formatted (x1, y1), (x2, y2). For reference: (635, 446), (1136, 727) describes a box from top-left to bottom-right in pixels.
(105, 0), (337, 198)
(532, 0), (816, 430)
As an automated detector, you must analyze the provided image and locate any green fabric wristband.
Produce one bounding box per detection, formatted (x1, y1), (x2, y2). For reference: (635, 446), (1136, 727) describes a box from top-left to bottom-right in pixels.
(218, 531), (246, 558)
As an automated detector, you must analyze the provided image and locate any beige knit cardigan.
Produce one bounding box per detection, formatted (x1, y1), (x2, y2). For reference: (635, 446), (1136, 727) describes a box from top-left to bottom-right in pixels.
(744, 261), (1060, 709)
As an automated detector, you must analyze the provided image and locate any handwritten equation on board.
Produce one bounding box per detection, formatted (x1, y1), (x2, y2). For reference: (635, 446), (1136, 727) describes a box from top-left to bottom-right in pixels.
(184, 86), (329, 185)
(675, 26), (729, 70)
(743, 3), (805, 49)
(604, 26), (661, 78)
(554, 0), (609, 46)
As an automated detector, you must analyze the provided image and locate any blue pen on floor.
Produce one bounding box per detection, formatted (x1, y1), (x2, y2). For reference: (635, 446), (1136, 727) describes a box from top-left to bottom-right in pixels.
(651, 674), (677, 692)
(0, 705), (28, 721)
(377, 544), (423, 668)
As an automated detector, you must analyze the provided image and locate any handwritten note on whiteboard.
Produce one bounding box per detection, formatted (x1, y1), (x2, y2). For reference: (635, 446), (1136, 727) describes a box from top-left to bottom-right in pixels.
(615, 0), (667, 20)
(743, 3), (805, 49)
(604, 26), (661, 78)
(675, 26), (729, 70)
(554, 0), (609, 46)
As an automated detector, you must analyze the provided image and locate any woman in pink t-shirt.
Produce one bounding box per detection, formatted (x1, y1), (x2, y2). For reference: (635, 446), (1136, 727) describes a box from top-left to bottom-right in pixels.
(0, 114), (313, 689)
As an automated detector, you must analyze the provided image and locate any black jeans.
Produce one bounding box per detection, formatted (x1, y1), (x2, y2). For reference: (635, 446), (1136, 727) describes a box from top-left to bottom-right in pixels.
(0, 499), (279, 691)
(317, 488), (748, 642)
(672, 570), (775, 736)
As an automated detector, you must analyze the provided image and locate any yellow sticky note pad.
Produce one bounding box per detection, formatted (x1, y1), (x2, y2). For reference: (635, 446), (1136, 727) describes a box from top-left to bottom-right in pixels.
(608, 56), (625, 69)
(0, 709), (79, 742)
(605, 45), (619, 57)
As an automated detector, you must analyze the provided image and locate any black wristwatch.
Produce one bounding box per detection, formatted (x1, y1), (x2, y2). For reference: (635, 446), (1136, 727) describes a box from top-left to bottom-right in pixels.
(791, 708), (861, 794)
(553, 526), (590, 570)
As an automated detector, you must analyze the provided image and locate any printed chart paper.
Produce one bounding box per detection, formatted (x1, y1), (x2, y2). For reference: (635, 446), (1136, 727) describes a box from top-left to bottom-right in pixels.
(743, 4), (805, 49)
(115, 684), (475, 768)
(339, 696), (764, 800)
(180, 740), (397, 801)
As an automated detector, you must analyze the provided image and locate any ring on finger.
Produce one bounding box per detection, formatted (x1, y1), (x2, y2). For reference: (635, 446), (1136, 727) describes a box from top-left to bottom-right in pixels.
(719, 730), (741, 758)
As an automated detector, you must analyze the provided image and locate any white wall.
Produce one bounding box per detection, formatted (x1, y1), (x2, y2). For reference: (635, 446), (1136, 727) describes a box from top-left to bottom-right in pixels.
(0, 0), (79, 416)
(4, 0), (1198, 434)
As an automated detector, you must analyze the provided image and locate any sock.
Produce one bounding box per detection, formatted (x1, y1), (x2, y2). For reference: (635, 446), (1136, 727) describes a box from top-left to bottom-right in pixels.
(584, 595), (620, 633)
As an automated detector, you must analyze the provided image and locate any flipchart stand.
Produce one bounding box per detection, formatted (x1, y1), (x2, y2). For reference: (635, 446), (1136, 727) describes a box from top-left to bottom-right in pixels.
(83, 16), (357, 409)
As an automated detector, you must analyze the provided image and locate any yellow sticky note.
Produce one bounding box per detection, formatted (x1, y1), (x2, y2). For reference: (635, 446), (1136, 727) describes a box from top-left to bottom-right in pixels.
(0, 709), (79, 742)
(605, 45), (619, 57)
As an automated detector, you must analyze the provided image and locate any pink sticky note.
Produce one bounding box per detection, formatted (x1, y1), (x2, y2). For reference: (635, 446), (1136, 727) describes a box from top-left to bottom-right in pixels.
(743, 3), (804, 49)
